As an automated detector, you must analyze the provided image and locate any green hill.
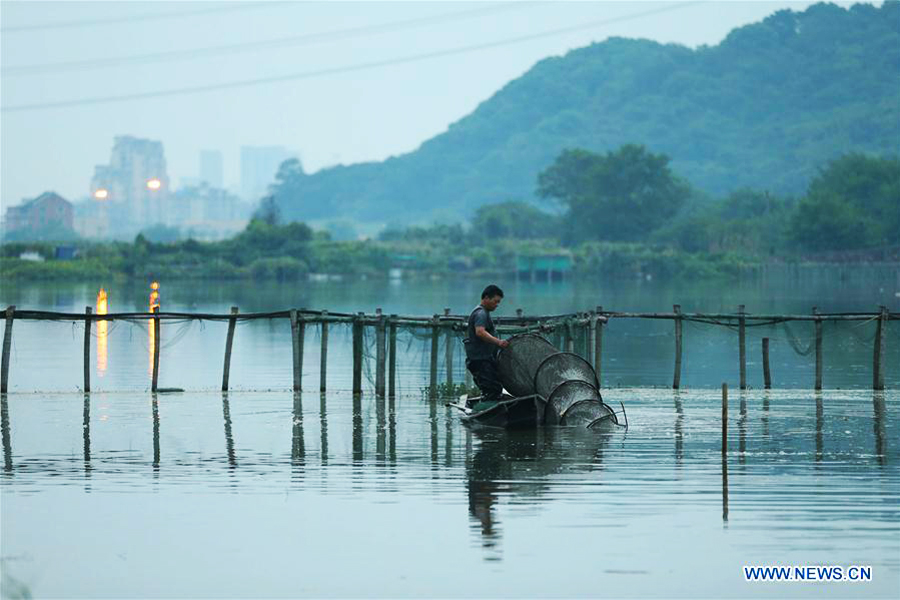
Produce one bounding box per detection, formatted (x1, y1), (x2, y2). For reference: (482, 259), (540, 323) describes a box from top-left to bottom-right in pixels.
(273, 1), (899, 225)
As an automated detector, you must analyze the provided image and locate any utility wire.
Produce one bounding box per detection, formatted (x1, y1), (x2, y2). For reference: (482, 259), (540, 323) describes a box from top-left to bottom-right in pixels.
(0, 1), (282, 33)
(3, 3), (546, 77)
(1, 2), (701, 113)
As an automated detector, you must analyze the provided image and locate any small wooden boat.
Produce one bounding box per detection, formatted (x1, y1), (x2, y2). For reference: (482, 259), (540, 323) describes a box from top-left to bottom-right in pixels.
(448, 394), (547, 429)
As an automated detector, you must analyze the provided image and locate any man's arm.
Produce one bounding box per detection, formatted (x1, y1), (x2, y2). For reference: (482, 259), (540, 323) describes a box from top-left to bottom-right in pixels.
(475, 326), (509, 349)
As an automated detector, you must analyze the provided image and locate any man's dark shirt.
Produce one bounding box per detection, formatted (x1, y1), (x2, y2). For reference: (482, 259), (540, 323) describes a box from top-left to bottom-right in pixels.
(465, 305), (497, 362)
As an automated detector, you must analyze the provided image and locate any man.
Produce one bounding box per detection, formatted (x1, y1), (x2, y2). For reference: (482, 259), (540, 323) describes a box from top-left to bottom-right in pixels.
(464, 284), (510, 409)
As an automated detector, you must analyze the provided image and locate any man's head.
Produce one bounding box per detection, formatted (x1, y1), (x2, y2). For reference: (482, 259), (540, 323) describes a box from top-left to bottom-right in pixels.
(480, 284), (504, 311)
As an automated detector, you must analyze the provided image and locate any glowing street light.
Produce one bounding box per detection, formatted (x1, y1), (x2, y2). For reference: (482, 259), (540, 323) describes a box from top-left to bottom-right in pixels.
(94, 188), (109, 200)
(146, 178), (162, 191)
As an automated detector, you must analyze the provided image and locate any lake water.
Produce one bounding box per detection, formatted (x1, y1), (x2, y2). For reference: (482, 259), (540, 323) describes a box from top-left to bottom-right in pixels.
(1, 273), (898, 598)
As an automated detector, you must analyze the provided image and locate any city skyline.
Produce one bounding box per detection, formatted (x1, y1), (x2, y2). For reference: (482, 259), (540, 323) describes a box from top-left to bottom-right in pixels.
(2, 1), (866, 208)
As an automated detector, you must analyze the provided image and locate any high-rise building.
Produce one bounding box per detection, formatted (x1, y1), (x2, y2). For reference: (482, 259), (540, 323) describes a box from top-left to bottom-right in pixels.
(240, 145), (292, 202)
(90, 136), (170, 232)
(199, 149), (224, 189)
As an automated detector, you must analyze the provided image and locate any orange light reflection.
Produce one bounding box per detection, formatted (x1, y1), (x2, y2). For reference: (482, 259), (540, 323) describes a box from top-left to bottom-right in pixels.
(96, 288), (108, 375)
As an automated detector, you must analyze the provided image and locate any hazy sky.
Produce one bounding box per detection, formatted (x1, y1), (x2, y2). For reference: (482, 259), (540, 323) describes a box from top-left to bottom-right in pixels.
(1, 0), (865, 208)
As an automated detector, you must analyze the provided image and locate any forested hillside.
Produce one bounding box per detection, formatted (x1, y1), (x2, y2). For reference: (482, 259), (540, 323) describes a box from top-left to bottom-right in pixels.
(272, 1), (899, 224)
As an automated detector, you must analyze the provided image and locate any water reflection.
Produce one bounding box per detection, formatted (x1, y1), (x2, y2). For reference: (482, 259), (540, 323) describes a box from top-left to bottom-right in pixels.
(83, 394), (91, 474)
(320, 394), (328, 466)
(815, 393), (824, 463)
(430, 399), (439, 468)
(873, 391), (886, 466)
(738, 393), (747, 466)
(152, 396), (160, 473)
(352, 394), (363, 463)
(291, 393), (304, 468)
(388, 395), (397, 464)
(96, 289), (108, 375)
(375, 396), (386, 465)
(673, 392), (684, 467)
(465, 427), (608, 559)
(1, 394), (11, 474)
(223, 393), (237, 468)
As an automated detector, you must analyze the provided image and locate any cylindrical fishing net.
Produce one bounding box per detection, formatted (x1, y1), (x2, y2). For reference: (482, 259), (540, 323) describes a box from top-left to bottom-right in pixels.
(561, 399), (616, 427)
(497, 333), (558, 397)
(545, 380), (601, 424)
(533, 352), (599, 399)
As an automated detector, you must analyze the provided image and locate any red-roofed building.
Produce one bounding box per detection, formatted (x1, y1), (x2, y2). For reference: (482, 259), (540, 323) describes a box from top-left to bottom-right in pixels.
(4, 192), (73, 234)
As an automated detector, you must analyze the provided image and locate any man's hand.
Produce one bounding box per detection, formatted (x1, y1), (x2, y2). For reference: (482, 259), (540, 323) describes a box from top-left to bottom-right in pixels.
(498, 339), (510, 349)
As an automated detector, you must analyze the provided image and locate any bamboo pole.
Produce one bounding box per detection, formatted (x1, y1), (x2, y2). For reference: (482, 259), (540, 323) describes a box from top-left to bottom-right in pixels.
(722, 382), (728, 456)
(587, 312), (596, 365)
(1, 306), (15, 394)
(297, 311), (306, 392)
(738, 305), (746, 390)
(388, 315), (397, 398)
(444, 308), (453, 387)
(151, 306), (161, 393)
(290, 309), (301, 393)
(762, 338), (771, 389)
(594, 306), (603, 385)
(375, 309), (386, 398)
(319, 310), (328, 393)
(352, 313), (363, 396)
(83, 306), (92, 393)
(814, 307), (823, 391)
(221, 306), (238, 392)
(673, 304), (682, 390)
(873, 305), (886, 391)
(430, 315), (439, 399)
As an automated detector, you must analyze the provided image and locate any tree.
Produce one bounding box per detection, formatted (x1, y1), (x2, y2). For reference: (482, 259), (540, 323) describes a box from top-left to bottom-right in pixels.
(537, 145), (691, 243)
(791, 153), (900, 252)
(470, 201), (559, 242)
(252, 195), (282, 226)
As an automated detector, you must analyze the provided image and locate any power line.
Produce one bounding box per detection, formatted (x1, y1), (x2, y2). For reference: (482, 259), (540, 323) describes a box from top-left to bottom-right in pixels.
(2, 3), (545, 77)
(1, 2), (701, 114)
(0, 1), (283, 33)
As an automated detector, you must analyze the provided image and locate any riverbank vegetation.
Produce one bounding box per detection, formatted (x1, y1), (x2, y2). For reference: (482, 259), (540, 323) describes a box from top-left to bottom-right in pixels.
(2, 150), (897, 283)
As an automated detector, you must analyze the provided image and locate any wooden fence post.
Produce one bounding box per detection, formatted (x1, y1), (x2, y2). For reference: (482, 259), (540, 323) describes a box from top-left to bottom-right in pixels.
(738, 305), (746, 390)
(594, 306), (603, 385)
(388, 315), (397, 398)
(673, 304), (683, 390)
(762, 338), (771, 389)
(83, 307), (92, 393)
(430, 315), (439, 398)
(375, 309), (386, 398)
(814, 307), (823, 391)
(352, 313), (363, 396)
(320, 310), (328, 393)
(151, 306), (161, 393)
(873, 305), (887, 391)
(221, 306), (238, 392)
(0, 306), (13, 394)
(444, 308), (453, 387)
(588, 312), (596, 366)
(290, 309), (301, 393)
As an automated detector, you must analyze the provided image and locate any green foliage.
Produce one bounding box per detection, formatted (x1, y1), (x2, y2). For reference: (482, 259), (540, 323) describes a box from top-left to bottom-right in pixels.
(791, 153), (900, 251)
(421, 382), (474, 399)
(266, 2), (899, 225)
(469, 201), (559, 241)
(538, 145), (691, 243)
(249, 257), (308, 281)
(2, 222), (80, 243)
(140, 224), (182, 243)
